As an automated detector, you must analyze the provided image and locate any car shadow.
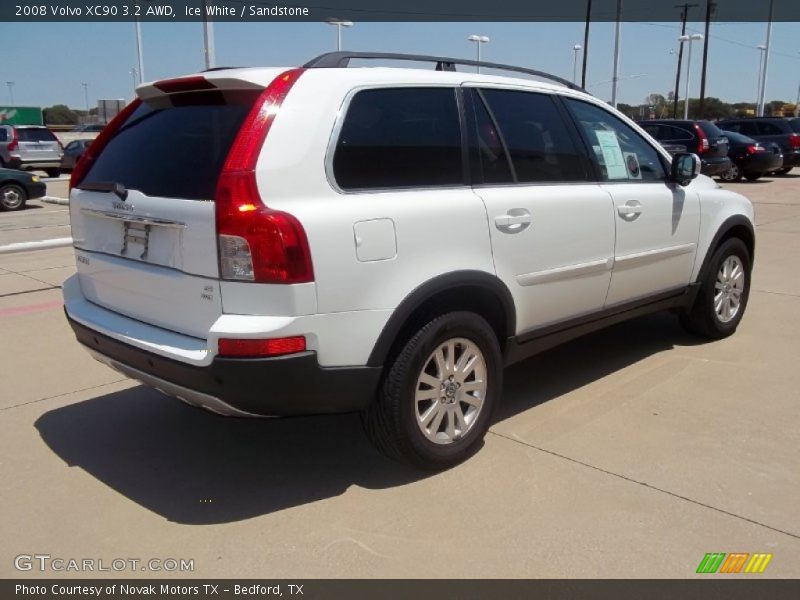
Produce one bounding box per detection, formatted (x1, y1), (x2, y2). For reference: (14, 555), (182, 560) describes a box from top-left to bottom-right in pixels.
(35, 313), (704, 525)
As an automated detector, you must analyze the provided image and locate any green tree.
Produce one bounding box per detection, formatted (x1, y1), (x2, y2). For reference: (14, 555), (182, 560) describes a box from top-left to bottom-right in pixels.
(43, 104), (79, 125)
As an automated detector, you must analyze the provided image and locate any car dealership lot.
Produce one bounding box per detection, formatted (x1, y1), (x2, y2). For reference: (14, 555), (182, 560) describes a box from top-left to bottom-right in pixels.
(1, 176), (799, 578)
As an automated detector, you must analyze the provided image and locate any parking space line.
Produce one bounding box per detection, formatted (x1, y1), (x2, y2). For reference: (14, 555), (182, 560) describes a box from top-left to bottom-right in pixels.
(0, 378), (129, 413)
(488, 429), (800, 542)
(0, 299), (63, 318)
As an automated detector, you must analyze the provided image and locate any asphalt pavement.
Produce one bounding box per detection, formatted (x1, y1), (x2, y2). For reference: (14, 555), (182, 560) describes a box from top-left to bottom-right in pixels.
(1, 174), (798, 578)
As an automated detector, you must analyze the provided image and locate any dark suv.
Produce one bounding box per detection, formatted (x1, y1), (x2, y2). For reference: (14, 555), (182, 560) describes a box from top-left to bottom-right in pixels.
(716, 117), (800, 175)
(637, 120), (731, 177)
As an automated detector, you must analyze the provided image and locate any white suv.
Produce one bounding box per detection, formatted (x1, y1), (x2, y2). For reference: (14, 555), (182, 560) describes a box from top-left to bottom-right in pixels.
(63, 52), (755, 469)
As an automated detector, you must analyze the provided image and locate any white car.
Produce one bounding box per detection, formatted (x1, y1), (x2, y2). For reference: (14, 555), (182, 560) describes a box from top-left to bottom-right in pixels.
(63, 52), (755, 469)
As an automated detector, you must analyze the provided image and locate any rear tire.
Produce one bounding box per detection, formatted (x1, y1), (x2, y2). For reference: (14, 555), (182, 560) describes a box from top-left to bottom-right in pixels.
(744, 172), (762, 181)
(774, 167), (792, 176)
(718, 162), (741, 182)
(0, 183), (27, 211)
(362, 311), (502, 470)
(679, 238), (751, 339)
(45, 169), (61, 178)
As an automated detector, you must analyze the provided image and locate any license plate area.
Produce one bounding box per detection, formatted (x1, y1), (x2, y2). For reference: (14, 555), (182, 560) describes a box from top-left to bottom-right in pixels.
(122, 221), (151, 259)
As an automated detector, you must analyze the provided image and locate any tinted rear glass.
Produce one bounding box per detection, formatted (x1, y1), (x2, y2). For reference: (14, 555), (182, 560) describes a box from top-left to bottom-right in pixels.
(698, 121), (724, 138)
(333, 88), (463, 190)
(18, 128), (58, 142)
(81, 91), (257, 200)
(722, 130), (755, 144)
(787, 119), (800, 134)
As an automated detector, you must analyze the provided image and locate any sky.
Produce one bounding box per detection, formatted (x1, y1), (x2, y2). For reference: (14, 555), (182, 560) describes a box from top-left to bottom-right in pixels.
(1, 20), (798, 109)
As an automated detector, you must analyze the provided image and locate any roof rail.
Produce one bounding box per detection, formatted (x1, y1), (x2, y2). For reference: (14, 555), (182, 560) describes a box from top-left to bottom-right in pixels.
(303, 52), (586, 93)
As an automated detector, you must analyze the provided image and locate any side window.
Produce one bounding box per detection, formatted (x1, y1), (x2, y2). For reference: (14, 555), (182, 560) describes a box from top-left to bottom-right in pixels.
(0, 128), (7, 142)
(740, 122), (759, 136)
(757, 122), (783, 135)
(479, 89), (588, 183)
(332, 87), (463, 190)
(564, 98), (666, 182)
(723, 122), (741, 133)
(466, 89), (514, 184)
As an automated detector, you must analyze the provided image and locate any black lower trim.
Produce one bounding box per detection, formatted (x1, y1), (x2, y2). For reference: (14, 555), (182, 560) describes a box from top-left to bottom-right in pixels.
(67, 315), (382, 416)
(504, 286), (699, 366)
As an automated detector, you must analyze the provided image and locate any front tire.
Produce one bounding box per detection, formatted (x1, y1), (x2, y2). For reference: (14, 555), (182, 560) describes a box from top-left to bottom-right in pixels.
(362, 311), (502, 470)
(744, 172), (762, 181)
(0, 183), (27, 211)
(680, 238), (751, 339)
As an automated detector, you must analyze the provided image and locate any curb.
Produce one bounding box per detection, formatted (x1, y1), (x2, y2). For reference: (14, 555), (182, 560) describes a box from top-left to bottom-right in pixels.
(0, 237), (73, 255)
(40, 196), (70, 206)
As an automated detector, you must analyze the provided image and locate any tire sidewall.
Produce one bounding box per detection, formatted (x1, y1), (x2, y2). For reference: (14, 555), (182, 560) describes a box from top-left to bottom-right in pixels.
(0, 184), (26, 211)
(395, 312), (502, 466)
(701, 238), (751, 336)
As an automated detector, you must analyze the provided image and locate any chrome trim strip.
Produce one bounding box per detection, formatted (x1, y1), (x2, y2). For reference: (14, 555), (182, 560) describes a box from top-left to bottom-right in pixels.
(86, 348), (265, 418)
(81, 208), (187, 229)
(516, 257), (613, 286)
(613, 243), (696, 270)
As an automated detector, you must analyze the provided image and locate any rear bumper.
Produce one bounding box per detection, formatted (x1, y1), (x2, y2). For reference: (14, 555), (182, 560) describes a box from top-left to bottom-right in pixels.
(700, 156), (732, 177)
(67, 314), (382, 417)
(780, 151), (800, 167)
(7, 157), (62, 170)
(741, 153), (783, 174)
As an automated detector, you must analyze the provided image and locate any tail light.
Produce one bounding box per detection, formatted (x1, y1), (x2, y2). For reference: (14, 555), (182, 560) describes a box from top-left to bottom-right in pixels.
(790, 133), (800, 149)
(218, 336), (306, 358)
(6, 128), (18, 153)
(746, 145), (765, 155)
(70, 98), (142, 190)
(693, 123), (709, 154)
(215, 68), (313, 284)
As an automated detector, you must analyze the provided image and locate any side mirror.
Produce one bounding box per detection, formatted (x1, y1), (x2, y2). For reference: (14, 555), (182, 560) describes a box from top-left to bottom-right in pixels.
(670, 153), (701, 186)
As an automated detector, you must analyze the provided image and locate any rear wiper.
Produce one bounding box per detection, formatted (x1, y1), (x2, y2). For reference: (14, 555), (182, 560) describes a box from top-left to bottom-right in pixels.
(79, 182), (128, 202)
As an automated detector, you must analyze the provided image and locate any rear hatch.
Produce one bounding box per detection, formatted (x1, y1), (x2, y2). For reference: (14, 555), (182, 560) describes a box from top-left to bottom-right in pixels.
(697, 121), (729, 158)
(69, 78), (267, 338)
(17, 127), (62, 162)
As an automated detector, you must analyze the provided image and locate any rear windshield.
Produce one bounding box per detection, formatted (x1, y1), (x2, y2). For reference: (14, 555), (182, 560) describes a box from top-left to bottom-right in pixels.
(721, 130), (754, 144)
(18, 128), (58, 142)
(81, 90), (258, 200)
(697, 121), (724, 138)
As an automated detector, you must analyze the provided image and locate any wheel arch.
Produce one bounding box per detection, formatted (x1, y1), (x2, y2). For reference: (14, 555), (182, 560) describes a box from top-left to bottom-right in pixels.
(366, 270), (516, 368)
(697, 215), (755, 283)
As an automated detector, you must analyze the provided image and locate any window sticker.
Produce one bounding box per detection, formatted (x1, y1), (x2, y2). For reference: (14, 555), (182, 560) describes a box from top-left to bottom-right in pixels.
(624, 152), (642, 179)
(595, 129), (628, 180)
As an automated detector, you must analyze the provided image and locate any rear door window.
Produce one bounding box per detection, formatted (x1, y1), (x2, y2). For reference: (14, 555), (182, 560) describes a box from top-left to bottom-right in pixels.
(80, 91), (258, 200)
(478, 89), (588, 183)
(17, 128), (58, 142)
(332, 87), (463, 190)
(757, 121), (787, 135)
(564, 98), (666, 182)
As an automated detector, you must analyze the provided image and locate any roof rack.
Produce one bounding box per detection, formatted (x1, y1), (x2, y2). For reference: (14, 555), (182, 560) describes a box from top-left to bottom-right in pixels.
(303, 52), (586, 93)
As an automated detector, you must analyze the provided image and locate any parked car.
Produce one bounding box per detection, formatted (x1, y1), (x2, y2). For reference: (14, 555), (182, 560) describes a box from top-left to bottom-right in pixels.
(716, 117), (800, 175)
(0, 167), (46, 211)
(60, 139), (93, 171)
(63, 52), (755, 469)
(637, 119), (732, 177)
(0, 125), (63, 178)
(717, 130), (784, 182)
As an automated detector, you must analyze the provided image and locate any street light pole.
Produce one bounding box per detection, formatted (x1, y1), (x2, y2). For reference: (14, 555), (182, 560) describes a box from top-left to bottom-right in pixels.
(572, 44), (583, 84)
(467, 35), (490, 73)
(755, 45), (766, 114)
(6, 82), (14, 106)
(679, 33), (703, 119)
(134, 18), (145, 83)
(326, 19), (353, 51)
(610, 0), (622, 108)
(757, 0), (774, 117)
(81, 82), (89, 114)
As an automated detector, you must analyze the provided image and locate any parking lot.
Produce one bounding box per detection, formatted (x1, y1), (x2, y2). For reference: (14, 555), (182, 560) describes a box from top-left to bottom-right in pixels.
(0, 174), (798, 578)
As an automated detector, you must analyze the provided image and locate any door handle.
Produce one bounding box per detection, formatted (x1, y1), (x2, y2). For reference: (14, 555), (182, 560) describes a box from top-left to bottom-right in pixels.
(617, 200), (643, 221)
(495, 209), (531, 233)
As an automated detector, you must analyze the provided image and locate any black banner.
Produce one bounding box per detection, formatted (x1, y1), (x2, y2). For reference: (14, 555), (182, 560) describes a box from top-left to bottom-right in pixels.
(5, 580), (800, 600)
(3, 0), (800, 23)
